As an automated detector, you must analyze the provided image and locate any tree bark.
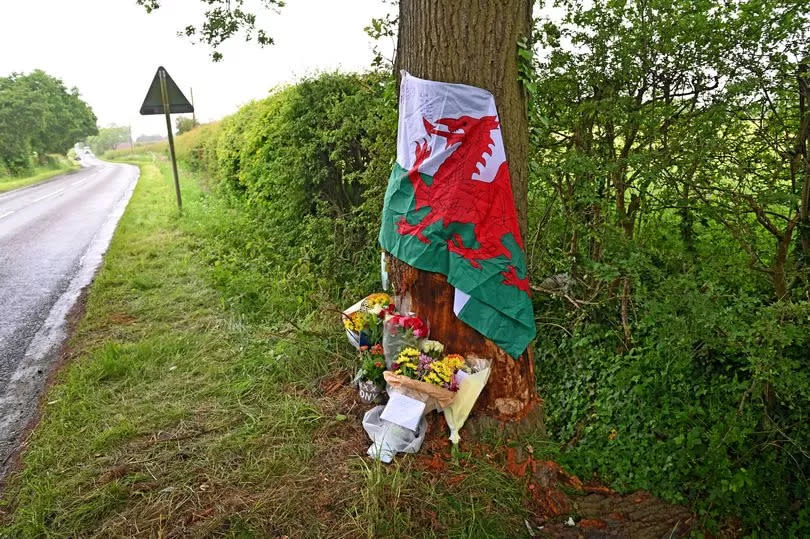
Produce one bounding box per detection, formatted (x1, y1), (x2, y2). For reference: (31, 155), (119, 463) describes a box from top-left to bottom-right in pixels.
(796, 61), (810, 268)
(390, 0), (539, 421)
(773, 223), (797, 300)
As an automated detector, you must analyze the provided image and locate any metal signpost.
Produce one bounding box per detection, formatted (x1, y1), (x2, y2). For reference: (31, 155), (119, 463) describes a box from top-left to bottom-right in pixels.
(140, 66), (194, 209)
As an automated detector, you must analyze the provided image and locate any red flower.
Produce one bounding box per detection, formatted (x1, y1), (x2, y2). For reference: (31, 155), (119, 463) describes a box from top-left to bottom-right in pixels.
(375, 362), (383, 368)
(388, 314), (428, 338)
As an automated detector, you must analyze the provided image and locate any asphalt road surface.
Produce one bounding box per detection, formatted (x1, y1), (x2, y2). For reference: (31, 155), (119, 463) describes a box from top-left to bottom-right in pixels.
(0, 157), (138, 476)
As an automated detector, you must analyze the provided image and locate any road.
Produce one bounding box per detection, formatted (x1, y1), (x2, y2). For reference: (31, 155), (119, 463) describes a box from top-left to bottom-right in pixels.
(0, 157), (138, 476)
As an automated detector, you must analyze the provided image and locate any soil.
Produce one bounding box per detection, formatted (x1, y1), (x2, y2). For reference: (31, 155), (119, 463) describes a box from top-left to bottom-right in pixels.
(415, 415), (696, 538)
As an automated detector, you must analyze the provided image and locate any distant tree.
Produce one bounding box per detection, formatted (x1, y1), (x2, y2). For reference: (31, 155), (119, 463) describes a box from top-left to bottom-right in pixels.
(136, 134), (166, 144)
(176, 116), (199, 135)
(86, 125), (131, 155)
(0, 70), (97, 174)
(0, 77), (38, 174)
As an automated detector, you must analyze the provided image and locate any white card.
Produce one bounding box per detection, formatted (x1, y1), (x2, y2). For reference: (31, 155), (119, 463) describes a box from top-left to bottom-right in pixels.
(380, 391), (426, 431)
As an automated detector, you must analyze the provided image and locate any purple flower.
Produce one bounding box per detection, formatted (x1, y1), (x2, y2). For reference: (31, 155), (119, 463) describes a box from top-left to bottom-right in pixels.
(418, 353), (434, 372)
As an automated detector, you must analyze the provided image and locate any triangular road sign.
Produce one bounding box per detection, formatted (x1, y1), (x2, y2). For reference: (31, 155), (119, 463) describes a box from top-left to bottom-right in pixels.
(140, 66), (194, 115)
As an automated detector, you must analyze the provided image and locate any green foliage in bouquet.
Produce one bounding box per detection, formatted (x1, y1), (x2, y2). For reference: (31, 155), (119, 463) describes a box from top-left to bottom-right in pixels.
(358, 344), (386, 386)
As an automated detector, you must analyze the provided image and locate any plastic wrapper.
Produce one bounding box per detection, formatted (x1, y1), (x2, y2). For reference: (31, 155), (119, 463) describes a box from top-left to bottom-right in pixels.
(363, 405), (427, 463)
(380, 252), (390, 290)
(443, 357), (491, 444)
(381, 318), (423, 368)
(342, 297), (366, 350)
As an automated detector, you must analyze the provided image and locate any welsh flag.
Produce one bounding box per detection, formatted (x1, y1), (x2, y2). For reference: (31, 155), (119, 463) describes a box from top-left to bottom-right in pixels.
(379, 72), (535, 359)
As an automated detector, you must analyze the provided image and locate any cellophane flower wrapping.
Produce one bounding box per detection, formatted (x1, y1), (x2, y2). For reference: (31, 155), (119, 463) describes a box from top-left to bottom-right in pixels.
(382, 314), (428, 368)
(342, 293), (393, 349)
(442, 357), (491, 444)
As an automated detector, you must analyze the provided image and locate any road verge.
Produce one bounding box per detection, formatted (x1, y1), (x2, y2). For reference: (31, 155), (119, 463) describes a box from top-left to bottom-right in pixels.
(0, 158), (81, 194)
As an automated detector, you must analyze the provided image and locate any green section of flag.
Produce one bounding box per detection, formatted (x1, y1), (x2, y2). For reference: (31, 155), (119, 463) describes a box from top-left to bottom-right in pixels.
(379, 164), (536, 358)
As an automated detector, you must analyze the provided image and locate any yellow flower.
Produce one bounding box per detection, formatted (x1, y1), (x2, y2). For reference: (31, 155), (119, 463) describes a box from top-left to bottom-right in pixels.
(364, 293), (391, 308)
(423, 354), (468, 387)
(343, 310), (377, 332)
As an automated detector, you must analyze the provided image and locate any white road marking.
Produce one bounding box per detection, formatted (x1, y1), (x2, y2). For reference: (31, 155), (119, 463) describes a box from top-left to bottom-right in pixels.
(31, 188), (65, 203)
(0, 210), (15, 220)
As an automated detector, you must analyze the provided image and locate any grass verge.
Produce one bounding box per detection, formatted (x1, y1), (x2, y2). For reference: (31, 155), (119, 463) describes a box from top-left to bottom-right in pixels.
(0, 157), (79, 194)
(0, 157), (551, 537)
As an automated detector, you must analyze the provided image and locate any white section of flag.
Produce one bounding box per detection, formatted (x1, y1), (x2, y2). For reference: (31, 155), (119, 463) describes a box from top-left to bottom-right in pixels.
(395, 71), (506, 184)
(453, 289), (471, 315)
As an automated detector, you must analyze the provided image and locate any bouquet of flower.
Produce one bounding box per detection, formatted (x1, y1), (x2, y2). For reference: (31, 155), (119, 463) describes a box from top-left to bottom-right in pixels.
(392, 349), (470, 391)
(420, 353), (470, 392)
(342, 293), (392, 348)
(385, 342), (470, 410)
(354, 344), (386, 403)
(343, 310), (382, 347)
(362, 293), (395, 317)
(358, 344), (386, 386)
(382, 313), (429, 367)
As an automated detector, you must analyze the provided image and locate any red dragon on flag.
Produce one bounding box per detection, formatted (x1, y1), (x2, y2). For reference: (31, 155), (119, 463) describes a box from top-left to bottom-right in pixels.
(397, 115), (530, 293)
(379, 72), (535, 358)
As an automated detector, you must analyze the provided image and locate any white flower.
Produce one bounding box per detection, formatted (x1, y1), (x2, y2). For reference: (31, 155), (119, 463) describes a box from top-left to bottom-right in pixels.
(420, 339), (444, 355)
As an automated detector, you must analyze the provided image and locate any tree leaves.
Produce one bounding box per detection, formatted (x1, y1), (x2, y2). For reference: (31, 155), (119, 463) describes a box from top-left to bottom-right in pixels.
(0, 70), (97, 175)
(135, 0), (285, 61)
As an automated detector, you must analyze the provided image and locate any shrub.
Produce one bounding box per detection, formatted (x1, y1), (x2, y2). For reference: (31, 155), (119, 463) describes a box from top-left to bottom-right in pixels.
(174, 71), (396, 317)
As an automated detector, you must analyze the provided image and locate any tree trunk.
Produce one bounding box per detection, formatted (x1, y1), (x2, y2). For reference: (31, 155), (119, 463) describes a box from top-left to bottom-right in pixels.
(679, 184), (696, 253)
(773, 223), (797, 300)
(796, 61), (810, 267)
(391, 0), (539, 421)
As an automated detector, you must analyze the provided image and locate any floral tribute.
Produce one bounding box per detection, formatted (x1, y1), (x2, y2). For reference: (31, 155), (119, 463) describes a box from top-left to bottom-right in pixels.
(392, 348), (469, 392)
(357, 344), (386, 386)
(386, 313), (429, 339)
(342, 292), (491, 456)
(342, 294), (473, 396)
(342, 292), (393, 348)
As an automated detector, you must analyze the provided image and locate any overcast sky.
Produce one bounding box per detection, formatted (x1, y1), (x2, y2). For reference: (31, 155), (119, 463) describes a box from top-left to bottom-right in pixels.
(1, 0), (393, 137)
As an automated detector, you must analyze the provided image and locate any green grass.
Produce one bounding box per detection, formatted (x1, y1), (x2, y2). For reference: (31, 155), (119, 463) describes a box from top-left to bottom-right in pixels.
(0, 156), (79, 193)
(0, 157), (548, 537)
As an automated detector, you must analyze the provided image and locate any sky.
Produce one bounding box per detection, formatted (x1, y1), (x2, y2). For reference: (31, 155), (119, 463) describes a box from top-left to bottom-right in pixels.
(0, 0), (394, 138)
